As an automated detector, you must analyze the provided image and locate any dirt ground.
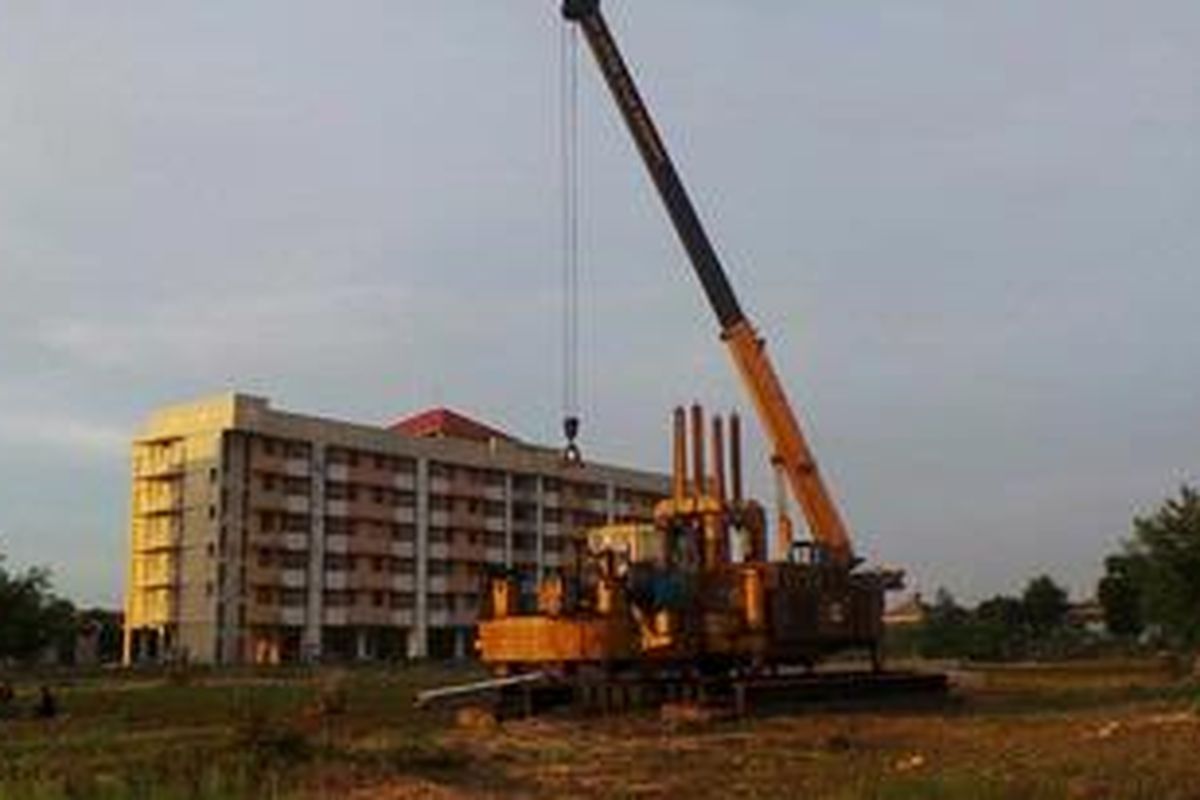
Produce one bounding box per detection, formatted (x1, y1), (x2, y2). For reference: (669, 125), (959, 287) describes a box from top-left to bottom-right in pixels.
(1, 661), (1197, 799)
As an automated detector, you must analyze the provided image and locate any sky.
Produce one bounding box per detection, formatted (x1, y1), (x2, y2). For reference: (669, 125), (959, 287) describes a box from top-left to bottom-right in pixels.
(1, 1), (1197, 609)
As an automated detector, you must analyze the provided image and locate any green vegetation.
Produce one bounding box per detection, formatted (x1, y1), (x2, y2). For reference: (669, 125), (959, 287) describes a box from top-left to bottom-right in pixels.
(910, 485), (1200, 664)
(0, 665), (481, 800)
(0, 662), (1196, 799)
(0, 552), (121, 666)
(916, 575), (1090, 662)
(1099, 484), (1200, 649)
(0, 556), (75, 665)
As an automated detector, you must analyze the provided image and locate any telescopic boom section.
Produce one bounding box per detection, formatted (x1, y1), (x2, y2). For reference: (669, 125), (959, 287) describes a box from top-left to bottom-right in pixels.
(561, 0), (854, 565)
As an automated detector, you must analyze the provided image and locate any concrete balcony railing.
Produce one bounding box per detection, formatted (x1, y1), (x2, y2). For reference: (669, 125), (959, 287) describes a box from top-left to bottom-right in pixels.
(284, 458), (310, 477)
(285, 495), (310, 514)
(136, 518), (182, 550)
(283, 533), (310, 552)
(447, 573), (479, 594)
(137, 492), (183, 516)
(448, 541), (486, 562)
(350, 571), (394, 591)
(451, 609), (479, 628)
(281, 607), (306, 627)
(134, 570), (179, 591)
(133, 455), (185, 479)
(586, 498), (610, 514)
(281, 569), (307, 589)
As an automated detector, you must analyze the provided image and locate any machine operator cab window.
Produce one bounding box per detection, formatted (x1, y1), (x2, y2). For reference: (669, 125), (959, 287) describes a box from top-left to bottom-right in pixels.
(789, 540), (826, 566)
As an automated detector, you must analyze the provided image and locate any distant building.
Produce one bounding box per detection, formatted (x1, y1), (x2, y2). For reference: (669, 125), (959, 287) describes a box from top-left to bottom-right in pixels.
(1066, 599), (1106, 634)
(883, 593), (927, 628)
(76, 610), (124, 666)
(124, 393), (668, 665)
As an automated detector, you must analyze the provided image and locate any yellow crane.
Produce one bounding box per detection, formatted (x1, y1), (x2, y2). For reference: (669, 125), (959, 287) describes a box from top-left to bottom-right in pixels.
(561, 0), (853, 565)
(468, 2), (916, 696)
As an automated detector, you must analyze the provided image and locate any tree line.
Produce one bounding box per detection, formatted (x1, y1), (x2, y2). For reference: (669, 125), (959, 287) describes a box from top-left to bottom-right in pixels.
(1096, 484), (1200, 650)
(907, 484), (1200, 661)
(0, 555), (121, 666)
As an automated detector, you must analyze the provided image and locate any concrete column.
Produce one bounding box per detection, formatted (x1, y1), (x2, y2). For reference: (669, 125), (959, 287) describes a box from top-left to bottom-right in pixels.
(217, 430), (248, 665)
(453, 628), (467, 660)
(409, 458), (430, 659)
(122, 623), (133, 666)
(535, 475), (546, 578)
(355, 627), (369, 661)
(504, 472), (514, 568)
(606, 480), (616, 523)
(304, 444), (325, 662)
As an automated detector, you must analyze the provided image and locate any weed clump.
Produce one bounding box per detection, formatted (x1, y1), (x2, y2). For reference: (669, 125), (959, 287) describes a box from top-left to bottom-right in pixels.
(231, 705), (312, 770)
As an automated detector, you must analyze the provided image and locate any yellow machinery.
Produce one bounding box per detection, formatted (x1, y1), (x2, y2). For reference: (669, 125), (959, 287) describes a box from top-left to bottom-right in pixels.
(479, 405), (900, 675)
(477, 1), (904, 679)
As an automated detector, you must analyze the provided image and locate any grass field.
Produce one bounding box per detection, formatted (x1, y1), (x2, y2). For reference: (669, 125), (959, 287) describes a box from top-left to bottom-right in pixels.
(0, 660), (1197, 799)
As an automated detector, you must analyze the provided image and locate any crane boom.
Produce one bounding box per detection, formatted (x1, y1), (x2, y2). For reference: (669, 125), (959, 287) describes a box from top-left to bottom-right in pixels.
(561, 0), (854, 565)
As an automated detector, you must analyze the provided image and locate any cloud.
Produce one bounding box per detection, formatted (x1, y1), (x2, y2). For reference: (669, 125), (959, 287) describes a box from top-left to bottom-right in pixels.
(0, 410), (126, 458)
(33, 281), (415, 376)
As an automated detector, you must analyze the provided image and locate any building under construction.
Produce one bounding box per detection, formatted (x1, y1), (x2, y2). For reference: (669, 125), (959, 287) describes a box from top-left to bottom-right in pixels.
(123, 392), (667, 665)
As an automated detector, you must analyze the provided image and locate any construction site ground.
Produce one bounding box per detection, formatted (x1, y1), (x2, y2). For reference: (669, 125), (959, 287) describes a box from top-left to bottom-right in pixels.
(1, 659), (1198, 799)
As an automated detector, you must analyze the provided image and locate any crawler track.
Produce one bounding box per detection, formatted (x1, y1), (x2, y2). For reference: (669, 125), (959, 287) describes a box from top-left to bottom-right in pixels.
(419, 669), (949, 718)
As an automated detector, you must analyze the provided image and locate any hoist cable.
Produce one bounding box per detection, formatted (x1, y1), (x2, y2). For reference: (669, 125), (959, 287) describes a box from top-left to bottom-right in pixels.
(560, 21), (582, 461)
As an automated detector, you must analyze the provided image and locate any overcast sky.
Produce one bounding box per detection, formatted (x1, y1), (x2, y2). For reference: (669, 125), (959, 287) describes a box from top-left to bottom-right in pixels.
(1, 1), (1197, 608)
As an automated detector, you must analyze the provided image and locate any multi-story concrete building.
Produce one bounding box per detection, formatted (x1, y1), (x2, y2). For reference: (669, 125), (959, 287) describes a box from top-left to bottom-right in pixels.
(124, 393), (668, 665)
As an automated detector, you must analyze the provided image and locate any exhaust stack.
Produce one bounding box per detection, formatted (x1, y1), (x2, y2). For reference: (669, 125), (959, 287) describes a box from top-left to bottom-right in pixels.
(672, 406), (687, 501)
(729, 411), (743, 505)
(711, 415), (726, 504)
(690, 403), (705, 501)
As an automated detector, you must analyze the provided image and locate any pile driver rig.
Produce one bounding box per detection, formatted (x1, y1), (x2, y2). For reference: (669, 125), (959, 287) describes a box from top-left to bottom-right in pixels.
(472, 0), (911, 688)
(412, 2), (957, 718)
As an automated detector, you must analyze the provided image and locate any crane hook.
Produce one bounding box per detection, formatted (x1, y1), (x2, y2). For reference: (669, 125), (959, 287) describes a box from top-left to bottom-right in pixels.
(562, 414), (583, 466)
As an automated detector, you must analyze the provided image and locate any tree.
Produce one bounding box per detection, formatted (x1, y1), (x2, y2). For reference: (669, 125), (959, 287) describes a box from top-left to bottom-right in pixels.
(1118, 485), (1200, 648)
(1022, 575), (1069, 635)
(1097, 554), (1144, 639)
(0, 553), (77, 664)
(974, 595), (1029, 660)
(917, 589), (970, 658)
(976, 595), (1027, 629)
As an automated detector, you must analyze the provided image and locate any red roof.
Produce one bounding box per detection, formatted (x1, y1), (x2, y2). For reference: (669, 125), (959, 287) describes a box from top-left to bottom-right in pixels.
(388, 407), (515, 443)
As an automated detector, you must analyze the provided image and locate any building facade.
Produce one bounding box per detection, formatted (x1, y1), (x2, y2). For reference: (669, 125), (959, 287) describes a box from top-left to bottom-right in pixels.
(124, 393), (668, 665)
